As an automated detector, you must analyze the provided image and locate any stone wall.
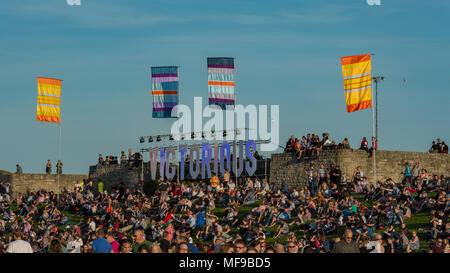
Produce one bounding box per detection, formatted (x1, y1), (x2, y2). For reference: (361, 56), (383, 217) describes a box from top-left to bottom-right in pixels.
(0, 173), (88, 197)
(88, 164), (142, 193)
(88, 159), (271, 193)
(269, 150), (450, 190)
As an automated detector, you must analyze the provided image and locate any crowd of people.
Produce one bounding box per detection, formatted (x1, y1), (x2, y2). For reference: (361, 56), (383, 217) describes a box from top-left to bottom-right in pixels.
(97, 149), (143, 170)
(284, 133), (380, 160)
(284, 133), (357, 159)
(429, 138), (448, 154)
(0, 152), (448, 253)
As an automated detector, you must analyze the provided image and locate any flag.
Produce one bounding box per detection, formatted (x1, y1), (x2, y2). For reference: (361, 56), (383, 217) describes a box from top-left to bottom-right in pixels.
(151, 66), (179, 118)
(340, 54), (372, 113)
(207, 57), (235, 109)
(37, 77), (62, 124)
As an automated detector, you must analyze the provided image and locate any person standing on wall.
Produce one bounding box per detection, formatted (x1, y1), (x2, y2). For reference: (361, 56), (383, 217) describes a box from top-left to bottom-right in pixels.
(56, 160), (63, 174)
(45, 160), (52, 174)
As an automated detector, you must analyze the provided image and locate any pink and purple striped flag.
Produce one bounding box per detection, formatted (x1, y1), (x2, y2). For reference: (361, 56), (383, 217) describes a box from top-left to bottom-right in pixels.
(151, 66), (179, 118)
(207, 57), (235, 109)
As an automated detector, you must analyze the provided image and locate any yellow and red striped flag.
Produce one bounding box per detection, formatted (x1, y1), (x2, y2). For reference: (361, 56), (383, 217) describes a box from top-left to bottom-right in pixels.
(37, 77), (62, 123)
(340, 54), (372, 113)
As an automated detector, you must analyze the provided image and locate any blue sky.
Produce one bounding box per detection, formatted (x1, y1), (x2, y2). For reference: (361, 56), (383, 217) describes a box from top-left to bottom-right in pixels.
(0, 0), (449, 174)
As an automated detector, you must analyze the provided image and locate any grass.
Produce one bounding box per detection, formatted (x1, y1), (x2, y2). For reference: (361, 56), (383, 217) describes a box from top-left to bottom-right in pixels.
(352, 192), (433, 252)
(403, 211), (431, 251)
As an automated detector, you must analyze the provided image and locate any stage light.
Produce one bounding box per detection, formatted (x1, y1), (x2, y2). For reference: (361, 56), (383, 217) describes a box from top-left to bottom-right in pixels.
(191, 132), (195, 139)
(181, 134), (185, 140)
(149, 137), (153, 143)
(169, 135), (174, 141)
(223, 131), (227, 137)
(139, 137), (145, 143)
(156, 135), (161, 142)
(202, 132), (205, 139)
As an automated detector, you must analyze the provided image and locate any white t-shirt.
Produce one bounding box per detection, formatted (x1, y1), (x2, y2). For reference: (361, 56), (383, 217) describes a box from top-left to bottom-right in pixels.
(6, 240), (33, 253)
(67, 238), (83, 253)
(367, 241), (383, 253)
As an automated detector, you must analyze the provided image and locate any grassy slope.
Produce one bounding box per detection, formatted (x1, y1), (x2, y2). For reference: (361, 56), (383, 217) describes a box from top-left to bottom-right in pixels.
(206, 194), (432, 252)
(1, 194), (432, 252)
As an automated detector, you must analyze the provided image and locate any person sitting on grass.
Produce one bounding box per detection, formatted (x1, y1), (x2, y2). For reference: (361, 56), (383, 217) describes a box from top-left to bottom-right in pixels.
(274, 219), (289, 239)
(405, 230), (420, 252)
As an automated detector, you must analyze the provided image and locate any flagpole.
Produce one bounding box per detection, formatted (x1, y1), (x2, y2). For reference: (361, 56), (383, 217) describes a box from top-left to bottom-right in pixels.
(177, 65), (180, 183)
(57, 117), (61, 201)
(233, 57), (237, 182)
(371, 54), (377, 185)
(371, 83), (377, 185)
(57, 78), (63, 202)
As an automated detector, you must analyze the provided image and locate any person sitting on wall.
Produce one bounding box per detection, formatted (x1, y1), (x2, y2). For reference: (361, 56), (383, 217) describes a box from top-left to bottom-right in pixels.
(311, 134), (322, 158)
(322, 133), (333, 150)
(328, 140), (338, 150)
(284, 136), (295, 153)
(295, 139), (303, 159)
(341, 138), (351, 150)
(360, 137), (372, 157)
(15, 164), (23, 174)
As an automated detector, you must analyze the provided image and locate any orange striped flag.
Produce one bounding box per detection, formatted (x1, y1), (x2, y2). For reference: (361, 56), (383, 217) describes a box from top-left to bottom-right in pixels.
(340, 54), (372, 113)
(37, 77), (61, 123)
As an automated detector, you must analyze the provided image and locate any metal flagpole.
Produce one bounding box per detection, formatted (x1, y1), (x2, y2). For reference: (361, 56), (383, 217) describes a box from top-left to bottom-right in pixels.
(372, 87), (377, 185)
(177, 65), (180, 182)
(375, 78), (378, 143)
(57, 116), (61, 200)
(141, 156), (144, 191)
(57, 79), (63, 201)
(233, 57), (237, 182)
(371, 54), (377, 185)
(177, 142), (180, 182)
